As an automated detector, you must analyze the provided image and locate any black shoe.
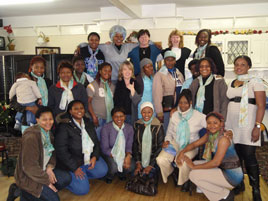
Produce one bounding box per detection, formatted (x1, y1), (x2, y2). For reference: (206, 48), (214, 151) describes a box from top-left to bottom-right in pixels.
(219, 190), (234, 201)
(246, 164), (262, 201)
(181, 180), (190, 192)
(118, 175), (126, 181)
(234, 180), (245, 195)
(171, 168), (179, 187)
(105, 178), (113, 184)
(7, 183), (20, 201)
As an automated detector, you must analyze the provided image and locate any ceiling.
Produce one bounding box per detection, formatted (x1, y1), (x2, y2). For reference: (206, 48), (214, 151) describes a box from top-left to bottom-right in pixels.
(0, 0), (267, 17)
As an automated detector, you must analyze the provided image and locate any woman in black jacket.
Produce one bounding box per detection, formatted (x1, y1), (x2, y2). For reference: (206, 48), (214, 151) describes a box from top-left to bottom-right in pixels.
(54, 100), (108, 195)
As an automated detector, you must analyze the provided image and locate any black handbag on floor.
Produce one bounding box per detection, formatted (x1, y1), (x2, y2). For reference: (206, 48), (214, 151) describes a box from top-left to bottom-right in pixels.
(125, 172), (158, 196)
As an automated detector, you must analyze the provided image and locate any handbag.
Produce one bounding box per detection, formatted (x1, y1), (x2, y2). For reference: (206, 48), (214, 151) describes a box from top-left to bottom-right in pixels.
(125, 172), (158, 196)
(162, 95), (174, 112)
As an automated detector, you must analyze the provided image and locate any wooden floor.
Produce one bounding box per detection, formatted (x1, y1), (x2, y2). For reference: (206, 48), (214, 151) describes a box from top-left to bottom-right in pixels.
(1, 175), (268, 201)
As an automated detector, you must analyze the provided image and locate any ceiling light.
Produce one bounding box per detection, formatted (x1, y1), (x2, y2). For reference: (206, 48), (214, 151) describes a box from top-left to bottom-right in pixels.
(0, 0), (54, 6)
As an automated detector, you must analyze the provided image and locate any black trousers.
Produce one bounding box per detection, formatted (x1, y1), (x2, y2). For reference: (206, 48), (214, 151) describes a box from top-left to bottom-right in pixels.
(235, 143), (258, 168)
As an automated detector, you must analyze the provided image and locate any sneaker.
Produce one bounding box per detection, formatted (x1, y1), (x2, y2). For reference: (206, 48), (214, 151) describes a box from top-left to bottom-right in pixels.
(196, 187), (203, 193)
(14, 122), (21, 131)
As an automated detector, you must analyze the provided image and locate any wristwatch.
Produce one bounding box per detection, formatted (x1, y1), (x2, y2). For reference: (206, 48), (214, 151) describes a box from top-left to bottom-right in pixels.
(255, 122), (261, 129)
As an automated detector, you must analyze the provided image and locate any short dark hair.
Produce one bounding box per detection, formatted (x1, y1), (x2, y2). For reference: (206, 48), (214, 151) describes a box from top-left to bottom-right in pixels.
(206, 111), (224, 122)
(72, 56), (85, 65)
(111, 107), (126, 116)
(67, 100), (85, 114)
(195, 29), (212, 46)
(234, 55), (252, 68)
(57, 60), (73, 74)
(137, 29), (150, 40)
(87, 32), (100, 41)
(177, 89), (192, 105)
(35, 106), (53, 119)
(188, 59), (199, 70)
(196, 57), (217, 74)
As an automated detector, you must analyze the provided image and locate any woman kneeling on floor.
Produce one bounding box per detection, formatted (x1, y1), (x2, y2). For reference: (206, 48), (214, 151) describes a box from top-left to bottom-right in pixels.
(179, 112), (243, 201)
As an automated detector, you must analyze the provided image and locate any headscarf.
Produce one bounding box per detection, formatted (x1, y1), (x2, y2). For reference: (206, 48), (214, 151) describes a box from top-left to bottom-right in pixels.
(31, 71), (48, 106)
(101, 78), (114, 122)
(59, 79), (74, 110)
(73, 118), (95, 165)
(73, 71), (87, 85)
(109, 25), (126, 41)
(195, 44), (208, 59)
(195, 74), (214, 113)
(111, 122), (126, 172)
(84, 46), (99, 78)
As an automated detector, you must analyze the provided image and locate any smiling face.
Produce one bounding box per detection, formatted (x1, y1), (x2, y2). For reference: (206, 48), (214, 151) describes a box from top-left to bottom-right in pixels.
(100, 65), (112, 81)
(141, 107), (153, 122)
(122, 65), (133, 79)
(32, 61), (45, 77)
(112, 111), (126, 128)
(113, 33), (124, 46)
(73, 60), (85, 74)
(164, 57), (176, 69)
(143, 63), (154, 77)
(198, 31), (209, 47)
(206, 115), (223, 134)
(178, 96), (191, 112)
(199, 60), (212, 78)
(88, 34), (100, 51)
(59, 67), (73, 83)
(36, 112), (54, 132)
(171, 35), (181, 48)
(69, 102), (85, 121)
(139, 33), (150, 47)
(234, 58), (250, 75)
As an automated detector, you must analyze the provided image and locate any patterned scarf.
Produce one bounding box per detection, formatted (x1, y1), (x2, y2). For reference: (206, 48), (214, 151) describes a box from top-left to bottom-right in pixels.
(195, 74), (214, 113)
(31, 72), (48, 106)
(73, 71), (86, 85)
(101, 78), (114, 122)
(141, 117), (154, 168)
(85, 46), (99, 78)
(195, 44), (207, 59)
(203, 130), (221, 161)
(176, 107), (194, 149)
(73, 118), (95, 165)
(40, 127), (54, 157)
(59, 79), (74, 110)
(111, 122), (126, 172)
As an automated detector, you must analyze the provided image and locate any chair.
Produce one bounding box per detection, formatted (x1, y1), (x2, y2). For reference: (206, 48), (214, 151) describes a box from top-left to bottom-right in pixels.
(0, 142), (10, 177)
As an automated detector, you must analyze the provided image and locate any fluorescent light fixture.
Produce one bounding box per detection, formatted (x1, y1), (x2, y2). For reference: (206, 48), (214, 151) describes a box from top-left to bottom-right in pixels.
(0, 0), (54, 6)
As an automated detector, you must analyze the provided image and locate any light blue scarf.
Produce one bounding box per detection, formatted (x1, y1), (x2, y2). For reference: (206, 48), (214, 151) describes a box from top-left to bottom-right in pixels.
(111, 122), (126, 172)
(85, 46), (99, 78)
(31, 72), (48, 106)
(195, 74), (214, 113)
(141, 117), (154, 168)
(59, 79), (74, 110)
(101, 78), (114, 122)
(40, 127), (54, 157)
(73, 71), (86, 85)
(176, 107), (194, 149)
(195, 44), (208, 59)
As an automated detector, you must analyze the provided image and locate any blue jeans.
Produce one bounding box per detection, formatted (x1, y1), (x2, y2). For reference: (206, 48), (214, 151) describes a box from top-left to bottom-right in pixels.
(20, 168), (71, 201)
(95, 117), (107, 141)
(66, 157), (108, 195)
(16, 102), (36, 126)
(163, 112), (170, 134)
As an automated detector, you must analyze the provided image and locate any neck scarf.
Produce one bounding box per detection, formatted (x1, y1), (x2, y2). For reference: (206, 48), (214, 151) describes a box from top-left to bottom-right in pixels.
(203, 130), (222, 161)
(86, 46), (99, 78)
(40, 126), (54, 157)
(31, 72), (48, 106)
(59, 79), (74, 110)
(73, 71), (86, 85)
(141, 117), (154, 168)
(176, 107), (194, 149)
(195, 44), (208, 59)
(101, 78), (114, 122)
(111, 122), (126, 172)
(195, 74), (214, 113)
(73, 118), (95, 165)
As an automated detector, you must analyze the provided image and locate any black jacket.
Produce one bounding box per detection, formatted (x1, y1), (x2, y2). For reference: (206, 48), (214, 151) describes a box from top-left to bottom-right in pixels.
(54, 113), (100, 172)
(133, 118), (164, 167)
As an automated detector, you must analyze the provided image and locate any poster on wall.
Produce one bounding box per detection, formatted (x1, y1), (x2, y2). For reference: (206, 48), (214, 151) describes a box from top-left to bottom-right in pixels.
(35, 47), (61, 55)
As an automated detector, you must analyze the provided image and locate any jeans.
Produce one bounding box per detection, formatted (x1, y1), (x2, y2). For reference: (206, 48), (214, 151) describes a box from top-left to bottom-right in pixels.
(16, 102), (37, 126)
(95, 117), (107, 141)
(163, 112), (170, 134)
(66, 157), (108, 195)
(20, 168), (71, 201)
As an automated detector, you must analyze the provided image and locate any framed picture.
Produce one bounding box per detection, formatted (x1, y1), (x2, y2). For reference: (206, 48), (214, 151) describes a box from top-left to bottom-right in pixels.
(35, 46), (61, 55)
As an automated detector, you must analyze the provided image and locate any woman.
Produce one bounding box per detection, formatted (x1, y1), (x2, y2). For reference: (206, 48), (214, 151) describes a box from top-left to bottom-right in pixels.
(193, 29), (225, 77)
(55, 100), (108, 195)
(113, 61), (141, 125)
(72, 56), (93, 88)
(152, 51), (184, 132)
(128, 29), (161, 76)
(10, 56), (52, 133)
(189, 57), (229, 118)
(133, 102), (164, 177)
(156, 89), (206, 191)
(48, 60), (88, 117)
(180, 112), (243, 201)
(79, 32), (105, 79)
(87, 62), (115, 139)
(181, 59), (199, 90)
(161, 29), (191, 78)
(225, 56), (266, 201)
(136, 58), (154, 119)
(100, 107), (135, 183)
(14, 106), (71, 201)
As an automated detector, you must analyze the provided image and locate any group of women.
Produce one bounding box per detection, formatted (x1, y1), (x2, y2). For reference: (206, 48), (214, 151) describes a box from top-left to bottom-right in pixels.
(7, 25), (266, 201)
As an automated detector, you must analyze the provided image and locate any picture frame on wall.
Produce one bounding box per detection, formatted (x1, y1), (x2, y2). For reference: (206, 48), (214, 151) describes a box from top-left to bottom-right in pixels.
(35, 46), (61, 55)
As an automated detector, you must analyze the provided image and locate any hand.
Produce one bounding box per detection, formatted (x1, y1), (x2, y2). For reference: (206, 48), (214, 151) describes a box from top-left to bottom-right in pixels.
(48, 183), (58, 192)
(134, 162), (142, 175)
(126, 82), (135, 96)
(143, 166), (153, 175)
(157, 116), (164, 123)
(37, 99), (43, 106)
(162, 141), (170, 148)
(176, 152), (184, 166)
(123, 154), (131, 170)
(74, 46), (81, 56)
(74, 167), (85, 180)
(46, 166), (57, 184)
(92, 115), (99, 127)
(224, 130), (233, 140)
(88, 157), (97, 170)
(251, 127), (260, 142)
(183, 156), (194, 169)
(105, 41), (112, 45)
(26, 105), (39, 115)
(169, 108), (177, 117)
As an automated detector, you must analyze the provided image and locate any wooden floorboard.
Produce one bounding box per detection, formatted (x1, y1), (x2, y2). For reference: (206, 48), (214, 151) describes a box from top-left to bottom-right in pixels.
(1, 175), (268, 201)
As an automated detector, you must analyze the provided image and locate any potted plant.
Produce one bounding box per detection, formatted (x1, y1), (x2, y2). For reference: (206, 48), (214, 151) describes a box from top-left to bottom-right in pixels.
(3, 25), (15, 51)
(0, 101), (13, 133)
